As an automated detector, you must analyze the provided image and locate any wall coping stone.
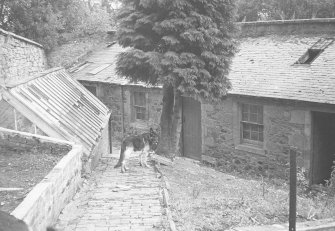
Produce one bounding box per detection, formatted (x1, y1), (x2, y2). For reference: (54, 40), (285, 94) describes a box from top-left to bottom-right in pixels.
(229, 218), (335, 231)
(0, 28), (44, 48)
(238, 18), (335, 37)
(0, 127), (74, 146)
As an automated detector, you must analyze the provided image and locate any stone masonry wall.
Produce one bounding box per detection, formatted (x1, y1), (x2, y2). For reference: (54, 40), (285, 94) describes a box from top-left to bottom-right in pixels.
(0, 127), (71, 154)
(123, 86), (162, 137)
(0, 29), (47, 85)
(0, 128), (84, 231)
(81, 81), (163, 142)
(202, 97), (309, 179)
(85, 115), (111, 173)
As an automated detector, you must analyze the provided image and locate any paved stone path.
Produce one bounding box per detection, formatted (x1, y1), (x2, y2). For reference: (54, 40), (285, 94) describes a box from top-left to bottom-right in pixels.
(55, 156), (168, 231)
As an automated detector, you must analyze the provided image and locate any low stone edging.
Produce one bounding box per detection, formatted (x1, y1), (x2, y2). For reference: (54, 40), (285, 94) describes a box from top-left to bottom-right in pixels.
(154, 163), (177, 231)
(229, 218), (335, 231)
(7, 131), (84, 231)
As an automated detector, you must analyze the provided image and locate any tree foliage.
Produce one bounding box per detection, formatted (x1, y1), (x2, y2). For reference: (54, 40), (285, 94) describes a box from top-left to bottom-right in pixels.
(116, 0), (237, 157)
(237, 0), (335, 21)
(0, 0), (111, 51)
(116, 0), (237, 101)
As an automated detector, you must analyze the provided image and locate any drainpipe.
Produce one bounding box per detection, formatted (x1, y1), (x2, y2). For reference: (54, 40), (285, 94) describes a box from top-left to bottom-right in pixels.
(120, 85), (125, 138)
(109, 113), (112, 154)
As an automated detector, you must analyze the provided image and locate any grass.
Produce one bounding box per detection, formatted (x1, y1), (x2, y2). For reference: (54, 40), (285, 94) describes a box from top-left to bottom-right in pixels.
(0, 149), (64, 213)
(160, 158), (335, 231)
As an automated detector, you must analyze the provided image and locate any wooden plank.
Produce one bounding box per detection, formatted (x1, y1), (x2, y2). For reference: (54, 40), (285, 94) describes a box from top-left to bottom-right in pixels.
(150, 153), (173, 166)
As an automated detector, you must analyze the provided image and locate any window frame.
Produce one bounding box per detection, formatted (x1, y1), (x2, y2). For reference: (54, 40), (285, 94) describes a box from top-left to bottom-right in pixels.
(240, 103), (264, 147)
(132, 91), (147, 121)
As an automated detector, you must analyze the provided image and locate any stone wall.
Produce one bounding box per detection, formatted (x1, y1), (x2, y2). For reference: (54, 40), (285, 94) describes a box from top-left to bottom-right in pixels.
(0, 127), (71, 154)
(239, 18), (335, 37)
(0, 29), (47, 85)
(202, 96), (313, 179)
(80, 81), (162, 142)
(1, 128), (84, 231)
(85, 115), (111, 173)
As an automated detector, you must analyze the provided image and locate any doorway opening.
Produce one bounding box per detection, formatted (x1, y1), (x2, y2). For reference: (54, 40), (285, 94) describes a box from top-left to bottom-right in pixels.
(311, 111), (335, 185)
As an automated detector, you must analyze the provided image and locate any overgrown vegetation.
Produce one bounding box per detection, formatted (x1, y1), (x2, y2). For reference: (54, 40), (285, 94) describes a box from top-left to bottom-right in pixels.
(0, 0), (118, 51)
(161, 158), (335, 231)
(237, 0), (335, 21)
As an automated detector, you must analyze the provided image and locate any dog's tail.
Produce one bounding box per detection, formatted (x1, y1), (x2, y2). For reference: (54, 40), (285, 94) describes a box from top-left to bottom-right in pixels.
(114, 143), (125, 168)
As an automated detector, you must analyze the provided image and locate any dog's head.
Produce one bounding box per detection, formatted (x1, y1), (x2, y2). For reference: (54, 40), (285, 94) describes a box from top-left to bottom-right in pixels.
(148, 128), (159, 151)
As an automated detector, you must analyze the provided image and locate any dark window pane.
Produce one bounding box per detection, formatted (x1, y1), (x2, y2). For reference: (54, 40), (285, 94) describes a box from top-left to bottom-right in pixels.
(135, 106), (146, 120)
(243, 130), (250, 139)
(250, 113), (258, 123)
(250, 124), (259, 132)
(243, 123), (250, 131)
(251, 131), (259, 141)
(242, 112), (249, 121)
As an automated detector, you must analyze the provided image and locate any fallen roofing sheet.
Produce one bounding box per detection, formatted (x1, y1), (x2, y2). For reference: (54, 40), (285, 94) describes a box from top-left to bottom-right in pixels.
(1, 68), (110, 154)
(229, 35), (335, 104)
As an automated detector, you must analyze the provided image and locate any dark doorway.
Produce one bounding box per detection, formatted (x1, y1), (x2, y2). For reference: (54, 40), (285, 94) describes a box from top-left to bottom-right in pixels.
(182, 97), (202, 160)
(311, 111), (335, 185)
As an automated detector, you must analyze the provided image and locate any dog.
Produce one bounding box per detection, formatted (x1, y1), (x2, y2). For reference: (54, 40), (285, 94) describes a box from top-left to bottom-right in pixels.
(0, 210), (56, 231)
(114, 128), (159, 173)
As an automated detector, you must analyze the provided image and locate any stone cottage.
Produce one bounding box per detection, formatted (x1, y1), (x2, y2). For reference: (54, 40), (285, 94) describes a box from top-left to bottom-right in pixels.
(198, 19), (335, 184)
(70, 19), (335, 184)
(70, 44), (162, 141)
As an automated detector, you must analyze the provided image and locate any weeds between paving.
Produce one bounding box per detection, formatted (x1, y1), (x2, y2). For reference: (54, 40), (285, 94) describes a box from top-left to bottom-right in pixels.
(160, 158), (335, 231)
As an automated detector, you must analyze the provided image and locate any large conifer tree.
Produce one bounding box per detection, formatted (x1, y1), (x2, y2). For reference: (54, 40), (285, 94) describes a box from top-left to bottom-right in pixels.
(116, 0), (237, 158)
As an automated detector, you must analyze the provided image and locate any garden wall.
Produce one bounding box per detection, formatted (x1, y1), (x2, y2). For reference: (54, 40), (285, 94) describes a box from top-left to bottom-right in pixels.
(0, 28), (47, 85)
(0, 128), (83, 231)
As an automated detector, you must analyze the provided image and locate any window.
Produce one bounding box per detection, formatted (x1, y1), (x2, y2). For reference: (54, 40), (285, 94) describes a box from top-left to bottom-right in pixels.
(241, 103), (263, 145)
(84, 85), (97, 96)
(133, 91), (147, 120)
(295, 38), (334, 64)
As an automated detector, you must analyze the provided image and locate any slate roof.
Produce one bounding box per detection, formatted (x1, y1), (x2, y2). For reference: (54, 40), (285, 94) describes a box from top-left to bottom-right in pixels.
(1, 68), (110, 154)
(229, 35), (335, 104)
(70, 44), (159, 88)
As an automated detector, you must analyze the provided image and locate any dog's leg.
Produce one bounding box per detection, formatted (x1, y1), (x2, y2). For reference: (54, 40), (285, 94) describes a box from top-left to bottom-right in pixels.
(121, 146), (133, 173)
(139, 151), (143, 167)
(142, 144), (150, 168)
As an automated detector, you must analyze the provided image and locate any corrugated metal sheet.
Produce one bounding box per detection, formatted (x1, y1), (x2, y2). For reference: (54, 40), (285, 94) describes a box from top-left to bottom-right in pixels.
(70, 44), (160, 88)
(4, 68), (110, 153)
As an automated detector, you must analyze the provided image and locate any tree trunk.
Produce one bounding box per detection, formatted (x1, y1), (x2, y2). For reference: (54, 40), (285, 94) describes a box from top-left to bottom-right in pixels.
(170, 88), (182, 156)
(156, 83), (182, 159)
(156, 84), (174, 157)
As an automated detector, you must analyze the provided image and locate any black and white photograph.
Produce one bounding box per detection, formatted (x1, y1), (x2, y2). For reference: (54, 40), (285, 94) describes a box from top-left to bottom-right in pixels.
(1, 0), (335, 230)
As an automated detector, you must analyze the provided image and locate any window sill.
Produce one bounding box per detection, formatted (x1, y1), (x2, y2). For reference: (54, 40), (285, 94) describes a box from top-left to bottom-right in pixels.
(130, 121), (150, 130)
(235, 144), (265, 156)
